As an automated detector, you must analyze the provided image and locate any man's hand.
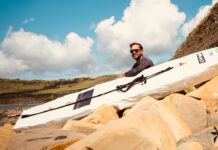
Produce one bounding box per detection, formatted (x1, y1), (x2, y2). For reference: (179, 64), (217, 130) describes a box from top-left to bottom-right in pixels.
(118, 73), (126, 78)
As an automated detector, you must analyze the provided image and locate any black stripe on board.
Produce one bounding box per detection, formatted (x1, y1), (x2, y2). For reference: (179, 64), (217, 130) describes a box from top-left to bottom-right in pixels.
(73, 89), (94, 110)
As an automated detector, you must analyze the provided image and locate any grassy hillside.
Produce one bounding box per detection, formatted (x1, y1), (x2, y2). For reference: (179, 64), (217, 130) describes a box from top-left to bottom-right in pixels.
(0, 75), (117, 105)
(172, 2), (218, 59)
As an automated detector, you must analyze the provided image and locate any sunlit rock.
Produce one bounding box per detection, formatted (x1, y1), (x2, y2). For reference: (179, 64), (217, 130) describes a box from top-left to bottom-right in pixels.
(163, 94), (207, 133)
(126, 96), (191, 141)
(65, 106), (176, 150)
(177, 141), (203, 150)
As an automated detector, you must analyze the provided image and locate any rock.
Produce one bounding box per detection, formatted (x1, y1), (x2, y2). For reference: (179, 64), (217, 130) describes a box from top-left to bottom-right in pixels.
(120, 104), (134, 117)
(65, 105), (176, 150)
(37, 121), (66, 129)
(177, 126), (218, 150)
(126, 96), (191, 141)
(206, 92), (218, 127)
(62, 120), (103, 135)
(61, 104), (118, 135)
(207, 92), (218, 113)
(122, 108), (131, 117)
(5, 128), (86, 150)
(215, 136), (218, 150)
(177, 141), (203, 150)
(207, 111), (218, 127)
(163, 94), (207, 133)
(81, 104), (119, 125)
(187, 76), (218, 105)
(184, 86), (197, 94)
(0, 124), (13, 150)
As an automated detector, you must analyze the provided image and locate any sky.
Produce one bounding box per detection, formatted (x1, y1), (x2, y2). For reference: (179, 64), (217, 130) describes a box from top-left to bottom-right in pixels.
(0, 0), (217, 80)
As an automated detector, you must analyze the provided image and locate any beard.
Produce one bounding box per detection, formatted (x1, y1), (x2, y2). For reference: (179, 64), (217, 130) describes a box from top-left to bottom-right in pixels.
(132, 53), (143, 61)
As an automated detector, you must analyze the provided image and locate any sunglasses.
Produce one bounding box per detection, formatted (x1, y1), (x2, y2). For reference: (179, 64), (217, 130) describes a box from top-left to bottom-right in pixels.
(130, 49), (140, 53)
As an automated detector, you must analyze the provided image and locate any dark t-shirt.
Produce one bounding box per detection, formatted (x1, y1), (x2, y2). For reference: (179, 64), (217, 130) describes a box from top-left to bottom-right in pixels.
(124, 56), (154, 77)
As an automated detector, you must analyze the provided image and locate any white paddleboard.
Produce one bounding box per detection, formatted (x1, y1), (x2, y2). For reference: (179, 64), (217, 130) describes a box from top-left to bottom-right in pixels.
(14, 47), (218, 131)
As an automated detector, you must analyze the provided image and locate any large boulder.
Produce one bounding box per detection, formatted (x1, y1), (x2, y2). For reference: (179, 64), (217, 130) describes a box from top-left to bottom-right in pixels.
(177, 141), (203, 150)
(5, 128), (86, 150)
(62, 120), (103, 135)
(81, 104), (119, 125)
(126, 96), (191, 141)
(207, 92), (218, 113)
(207, 92), (218, 127)
(62, 104), (118, 135)
(163, 94), (207, 133)
(187, 76), (218, 105)
(65, 105), (176, 150)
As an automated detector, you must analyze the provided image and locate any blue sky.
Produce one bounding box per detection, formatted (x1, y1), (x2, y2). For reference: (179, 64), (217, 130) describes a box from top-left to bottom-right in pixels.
(0, 0), (217, 80)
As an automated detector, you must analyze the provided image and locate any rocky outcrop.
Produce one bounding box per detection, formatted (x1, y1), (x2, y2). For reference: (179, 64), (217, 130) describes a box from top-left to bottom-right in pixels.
(66, 106), (176, 150)
(2, 76), (218, 150)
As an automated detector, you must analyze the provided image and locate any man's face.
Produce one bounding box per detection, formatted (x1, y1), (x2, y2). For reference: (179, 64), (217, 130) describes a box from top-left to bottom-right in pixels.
(130, 44), (143, 60)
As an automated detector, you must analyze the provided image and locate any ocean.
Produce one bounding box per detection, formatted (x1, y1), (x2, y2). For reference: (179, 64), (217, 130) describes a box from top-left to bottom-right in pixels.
(0, 105), (36, 110)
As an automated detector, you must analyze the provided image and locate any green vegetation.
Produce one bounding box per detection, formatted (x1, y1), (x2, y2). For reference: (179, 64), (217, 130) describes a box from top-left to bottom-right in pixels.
(0, 75), (117, 105)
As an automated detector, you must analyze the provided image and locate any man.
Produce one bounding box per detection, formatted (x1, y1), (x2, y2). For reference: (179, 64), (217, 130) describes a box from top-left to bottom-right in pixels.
(119, 42), (154, 77)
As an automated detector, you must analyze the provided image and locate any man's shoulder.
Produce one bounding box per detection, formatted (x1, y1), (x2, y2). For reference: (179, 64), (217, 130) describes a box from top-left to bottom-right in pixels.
(142, 56), (152, 62)
(141, 56), (154, 66)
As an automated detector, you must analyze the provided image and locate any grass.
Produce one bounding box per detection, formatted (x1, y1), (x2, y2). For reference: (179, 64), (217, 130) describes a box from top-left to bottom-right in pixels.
(0, 75), (118, 105)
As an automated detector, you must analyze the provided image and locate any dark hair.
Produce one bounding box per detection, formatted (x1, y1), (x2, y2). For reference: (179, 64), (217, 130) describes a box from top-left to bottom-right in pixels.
(129, 42), (143, 50)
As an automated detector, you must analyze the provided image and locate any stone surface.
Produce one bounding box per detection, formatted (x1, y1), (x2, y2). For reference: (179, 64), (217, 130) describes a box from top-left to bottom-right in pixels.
(5, 128), (86, 150)
(62, 120), (103, 135)
(81, 104), (119, 125)
(207, 92), (218, 113)
(184, 86), (197, 94)
(206, 92), (218, 127)
(177, 126), (218, 150)
(127, 96), (191, 141)
(0, 124), (13, 150)
(177, 141), (203, 150)
(122, 108), (131, 117)
(163, 94), (207, 133)
(215, 136), (218, 150)
(61, 104), (118, 135)
(65, 106), (176, 150)
(187, 76), (218, 105)
(207, 111), (218, 127)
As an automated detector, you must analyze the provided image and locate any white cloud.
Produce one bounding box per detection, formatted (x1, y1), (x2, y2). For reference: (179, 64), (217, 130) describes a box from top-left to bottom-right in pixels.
(30, 18), (35, 22)
(0, 27), (97, 77)
(22, 18), (35, 24)
(181, 0), (217, 37)
(22, 19), (28, 24)
(89, 22), (96, 30)
(95, 0), (185, 70)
